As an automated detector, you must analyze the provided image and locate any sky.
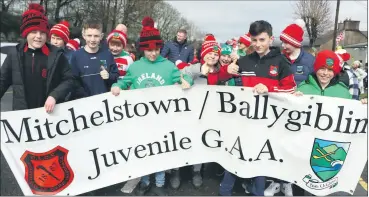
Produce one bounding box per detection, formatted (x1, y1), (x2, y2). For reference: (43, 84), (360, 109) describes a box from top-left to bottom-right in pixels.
(167, 1), (368, 43)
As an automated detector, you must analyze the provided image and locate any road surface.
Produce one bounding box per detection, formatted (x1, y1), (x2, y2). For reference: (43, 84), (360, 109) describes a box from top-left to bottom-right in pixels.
(1, 89), (367, 196)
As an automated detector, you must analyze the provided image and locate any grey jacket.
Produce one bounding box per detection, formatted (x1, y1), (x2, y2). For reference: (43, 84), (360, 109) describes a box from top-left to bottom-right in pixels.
(181, 63), (208, 84)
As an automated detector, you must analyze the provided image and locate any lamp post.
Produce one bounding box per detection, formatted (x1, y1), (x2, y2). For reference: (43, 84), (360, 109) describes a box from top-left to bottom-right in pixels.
(332, 0), (341, 50)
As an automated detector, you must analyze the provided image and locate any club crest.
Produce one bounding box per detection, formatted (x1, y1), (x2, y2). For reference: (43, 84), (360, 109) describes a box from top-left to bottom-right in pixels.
(269, 65), (278, 76)
(302, 138), (350, 190)
(20, 146), (74, 195)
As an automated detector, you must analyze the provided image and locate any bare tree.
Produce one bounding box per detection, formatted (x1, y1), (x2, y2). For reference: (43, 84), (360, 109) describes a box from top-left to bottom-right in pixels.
(54, 0), (76, 22)
(111, 0), (118, 28)
(294, 0), (332, 47)
(1, 0), (16, 12)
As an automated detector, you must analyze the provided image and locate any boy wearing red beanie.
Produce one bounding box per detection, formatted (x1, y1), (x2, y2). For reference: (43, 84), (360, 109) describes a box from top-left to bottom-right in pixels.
(237, 32), (251, 57)
(111, 17), (193, 196)
(296, 50), (351, 98)
(280, 19), (315, 85)
(106, 29), (133, 78)
(0, 3), (74, 112)
(50, 20), (78, 63)
(50, 20), (70, 48)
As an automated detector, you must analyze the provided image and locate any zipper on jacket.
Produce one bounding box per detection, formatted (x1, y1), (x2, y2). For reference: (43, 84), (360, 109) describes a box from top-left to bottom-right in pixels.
(255, 59), (261, 67)
(32, 53), (35, 74)
(321, 90), (325, 96)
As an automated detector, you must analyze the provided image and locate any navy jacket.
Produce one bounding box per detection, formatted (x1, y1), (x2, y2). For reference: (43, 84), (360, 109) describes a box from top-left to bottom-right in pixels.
(64, 47), (74, 64)
(70, 47), (119, 97)
(161, 38), (194, 63)
(287, 50), (315, 85)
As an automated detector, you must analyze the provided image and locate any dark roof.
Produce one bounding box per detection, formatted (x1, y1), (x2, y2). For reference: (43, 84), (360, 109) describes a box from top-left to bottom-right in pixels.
(314, 29), (368, 47)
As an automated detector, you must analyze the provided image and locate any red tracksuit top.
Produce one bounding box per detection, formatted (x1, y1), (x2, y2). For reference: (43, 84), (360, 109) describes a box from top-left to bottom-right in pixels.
(211, 47), (296, 93)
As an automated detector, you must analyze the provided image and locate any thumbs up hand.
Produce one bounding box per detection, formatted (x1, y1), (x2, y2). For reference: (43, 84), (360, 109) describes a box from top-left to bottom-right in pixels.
(100, 66), (109, 80)
(227, 60), (239, 75)
(180, 74), (191, 89)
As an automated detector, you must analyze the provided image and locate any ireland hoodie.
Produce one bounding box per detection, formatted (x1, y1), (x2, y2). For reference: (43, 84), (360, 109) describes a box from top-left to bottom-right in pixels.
(112, 55), (193, 90)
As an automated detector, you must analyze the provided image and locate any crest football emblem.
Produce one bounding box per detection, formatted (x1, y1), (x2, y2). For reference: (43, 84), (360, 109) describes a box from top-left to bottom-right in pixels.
(326, 58), (334, 69)
(302, 138), (350, 190)
(20, 146), (74, 195)
(269, 65), (278, 76)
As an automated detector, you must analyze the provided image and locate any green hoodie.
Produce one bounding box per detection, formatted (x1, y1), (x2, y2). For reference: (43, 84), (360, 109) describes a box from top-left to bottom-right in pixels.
(297, 75), (351, 99)
(112, 56), (193, 90)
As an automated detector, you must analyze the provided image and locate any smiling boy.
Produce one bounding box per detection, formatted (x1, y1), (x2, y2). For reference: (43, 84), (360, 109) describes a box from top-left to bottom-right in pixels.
(70, 19), (119, 97)
(207, 20), (296, 196)
(0, 3), (74, 112)
(111, 17), (193, 196)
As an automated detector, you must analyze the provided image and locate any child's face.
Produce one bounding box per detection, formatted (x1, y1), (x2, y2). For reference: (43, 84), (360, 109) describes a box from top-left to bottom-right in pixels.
(83, 28), (103, 50)
(27, 30), (47, 49)
(204, 52), (219, 66)
(50, 34), (65, 48)
(238, 42), (246, 50)
(109, 42), (123, 56)
(281, 42), (296, 54)
(144, 48), (160, 61)
(251, 32), (273, 56)
(316, 68), (334, 87)
(220, 54), (231, 66)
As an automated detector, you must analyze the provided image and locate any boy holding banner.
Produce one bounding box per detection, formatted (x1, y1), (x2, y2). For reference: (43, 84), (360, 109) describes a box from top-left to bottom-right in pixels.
(199, 20), (296, 196)
(0, 3), (74, 112)
(111, 16), (193, 196)
(70, 20), (119, 98)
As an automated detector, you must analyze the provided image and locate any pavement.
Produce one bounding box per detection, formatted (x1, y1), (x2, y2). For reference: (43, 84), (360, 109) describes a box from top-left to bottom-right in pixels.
(1, 89), (367, 196)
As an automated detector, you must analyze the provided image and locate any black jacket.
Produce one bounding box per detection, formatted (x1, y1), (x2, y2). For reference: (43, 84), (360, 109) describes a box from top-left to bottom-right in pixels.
(0, 41), (75, 111)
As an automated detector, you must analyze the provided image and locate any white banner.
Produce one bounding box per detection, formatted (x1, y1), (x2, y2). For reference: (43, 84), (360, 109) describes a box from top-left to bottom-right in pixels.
(1, 85), (367, 196)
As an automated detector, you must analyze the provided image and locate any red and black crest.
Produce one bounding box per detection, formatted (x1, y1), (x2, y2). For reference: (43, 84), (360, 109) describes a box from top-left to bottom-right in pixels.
(41, 69), (47, 78)
(20, 146), (74, 195)
(269, 65), (278, 77)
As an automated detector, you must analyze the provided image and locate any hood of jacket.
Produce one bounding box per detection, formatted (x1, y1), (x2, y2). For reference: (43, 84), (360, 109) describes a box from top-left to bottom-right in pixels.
(140, 55), (167, 64)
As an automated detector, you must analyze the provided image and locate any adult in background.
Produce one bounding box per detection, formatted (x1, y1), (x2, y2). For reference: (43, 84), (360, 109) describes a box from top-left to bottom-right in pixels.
(352, 60), (367, 94)
(0, 3), (74, 112)
(161, 29), (194, 64)
(280, 19), (315, 86)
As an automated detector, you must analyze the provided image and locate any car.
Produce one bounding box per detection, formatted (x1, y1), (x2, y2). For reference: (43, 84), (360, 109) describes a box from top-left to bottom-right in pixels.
(1, 42), (18, 67)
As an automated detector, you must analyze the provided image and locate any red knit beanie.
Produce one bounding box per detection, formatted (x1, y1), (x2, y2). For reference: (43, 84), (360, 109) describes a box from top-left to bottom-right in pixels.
(139, 16), (163, 51)
(20, 3), (49, 38)
(66, 38), (80, 51)
(50, 20), (70, 43)
(200, 35), (220, 63)
(107, 29), (128, 48)
(239, 32), (251, 47)
(314, 50), (341, 76)
(280, 19), (305, 48)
